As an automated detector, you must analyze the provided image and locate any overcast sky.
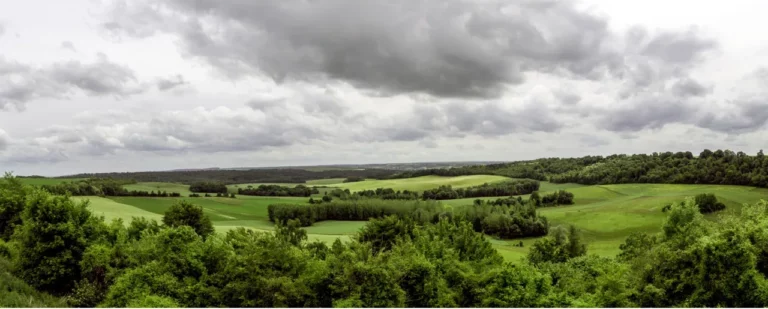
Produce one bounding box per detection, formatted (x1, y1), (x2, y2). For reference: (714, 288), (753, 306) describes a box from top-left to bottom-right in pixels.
(1, 0), (767, 176)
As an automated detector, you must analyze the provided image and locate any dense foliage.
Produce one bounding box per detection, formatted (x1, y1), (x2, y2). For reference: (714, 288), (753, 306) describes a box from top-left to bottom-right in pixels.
(40, 178), (181, 198)
(237, 184), (319, 197)
(63, 168), (398, 185)
(421, 179), (540, 200)
(343, 176), (365, 183)
(269, 199), (549, 240)
(549, 150), (768, 187)
(188, 182), (228, 193)
(693, 193), (726, 213)
(268, 199), (445, 227)
(326, 188), (421, 201)
(161, 201), (214, 239)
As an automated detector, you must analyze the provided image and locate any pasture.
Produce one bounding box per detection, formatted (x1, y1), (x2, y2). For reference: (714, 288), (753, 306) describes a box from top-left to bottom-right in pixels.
(68, 175), (768, 263)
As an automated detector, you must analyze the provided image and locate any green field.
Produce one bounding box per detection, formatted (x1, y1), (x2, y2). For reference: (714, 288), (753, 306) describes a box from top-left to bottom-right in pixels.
(72, 196), (163, 223)
(324, 175), (511, 192)
(76, 176), (768, 263)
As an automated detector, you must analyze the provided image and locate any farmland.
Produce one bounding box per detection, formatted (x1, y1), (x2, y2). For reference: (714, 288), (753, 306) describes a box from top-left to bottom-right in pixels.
(7, 149), (768, 307)
(61, 176), (768, 263)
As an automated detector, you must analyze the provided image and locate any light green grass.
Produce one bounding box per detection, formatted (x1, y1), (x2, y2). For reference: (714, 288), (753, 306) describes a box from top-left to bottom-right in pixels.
(78, 195), (350, 245)
(18, 177), (85, 186)
(82, 179), (768, 263)
(124, 182), (193, 195)
(328, 175), (511, 192)
(72, 196), (163, 223)
(306, 178), (347, 185)
(108, 196), (308, 221)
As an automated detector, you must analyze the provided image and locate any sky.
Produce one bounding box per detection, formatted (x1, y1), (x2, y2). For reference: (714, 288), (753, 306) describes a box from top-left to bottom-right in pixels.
(1, 0), (767, 176)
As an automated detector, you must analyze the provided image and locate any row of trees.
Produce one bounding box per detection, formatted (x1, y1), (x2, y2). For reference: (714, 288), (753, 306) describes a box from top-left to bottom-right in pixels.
(188, 182), (228, 193)
(237, 184), (319, 197)
(268, 198), (551, 240)
(531, 190), (575, 207)
(188, 193), (237, 198)
(4, 170), (768, 307)
(421, 180), (541, 200)
(342, 176), (365, 183)
(63, 168), (398, 185)
(326, 188), (421, 201)
(40, 179), (181, 197)
(268, 200), (445, 227)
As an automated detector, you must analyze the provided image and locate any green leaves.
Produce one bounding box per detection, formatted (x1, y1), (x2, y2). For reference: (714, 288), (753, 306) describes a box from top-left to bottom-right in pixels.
(13, 190), (94, 295)
(161, 200), (214, 239)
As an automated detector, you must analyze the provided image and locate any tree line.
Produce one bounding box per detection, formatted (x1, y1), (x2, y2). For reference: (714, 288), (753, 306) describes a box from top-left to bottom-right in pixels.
(61, 168), (398, 185)
(268, 197), (551, 240)
(383, 149), (768, 190)
(237, 184), (319, 197)
(421, 179), (540, 200)
(325, 188), (421, 201)
(3, 172), (767, 307)
(188, 182), (228, 193)
(40, 179), (182, 198)
(549, 150), (768, 187)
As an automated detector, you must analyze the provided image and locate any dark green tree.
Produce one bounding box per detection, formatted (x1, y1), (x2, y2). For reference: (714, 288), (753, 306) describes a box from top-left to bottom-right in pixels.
(13, 190), (99, 295)
(162, 201), (214, 239)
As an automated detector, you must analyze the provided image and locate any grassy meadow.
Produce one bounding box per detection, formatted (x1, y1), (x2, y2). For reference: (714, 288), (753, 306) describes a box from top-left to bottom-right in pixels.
(34, 174), (768, 263)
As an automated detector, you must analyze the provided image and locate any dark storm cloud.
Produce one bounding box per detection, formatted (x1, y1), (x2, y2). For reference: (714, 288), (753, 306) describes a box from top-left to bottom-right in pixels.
(0, 55), (144, 110)
(101, 0), (715, 99)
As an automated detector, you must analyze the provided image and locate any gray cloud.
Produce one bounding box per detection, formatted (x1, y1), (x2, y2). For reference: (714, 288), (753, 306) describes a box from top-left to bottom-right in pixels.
(365, 98), (564, 143)
(640, 27), (718, 64)
(156, 74), (188, 91)
(578, 134), (610, 147)
(0, 129), (9, 151)
(0, 23), (5, 37)
(696, 99), (768, 134)
(0, 54), (143, 110)
(20, 99), (342, 158)
(671, 78), (711, 98)
(599, 95), (698, 132)
(101, 0), (717, 100)
(61, 41), (76, 51)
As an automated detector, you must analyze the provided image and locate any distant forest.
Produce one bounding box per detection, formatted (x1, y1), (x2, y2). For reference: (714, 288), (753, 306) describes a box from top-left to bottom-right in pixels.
(60, 168), (398, 185)
(387, 149), (768, 188)
(51, 149), (768, 189)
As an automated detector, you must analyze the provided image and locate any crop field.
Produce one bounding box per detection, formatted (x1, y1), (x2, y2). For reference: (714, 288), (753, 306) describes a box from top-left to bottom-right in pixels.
(323, 175), (511, 192)
(70, 175), (768, 263)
